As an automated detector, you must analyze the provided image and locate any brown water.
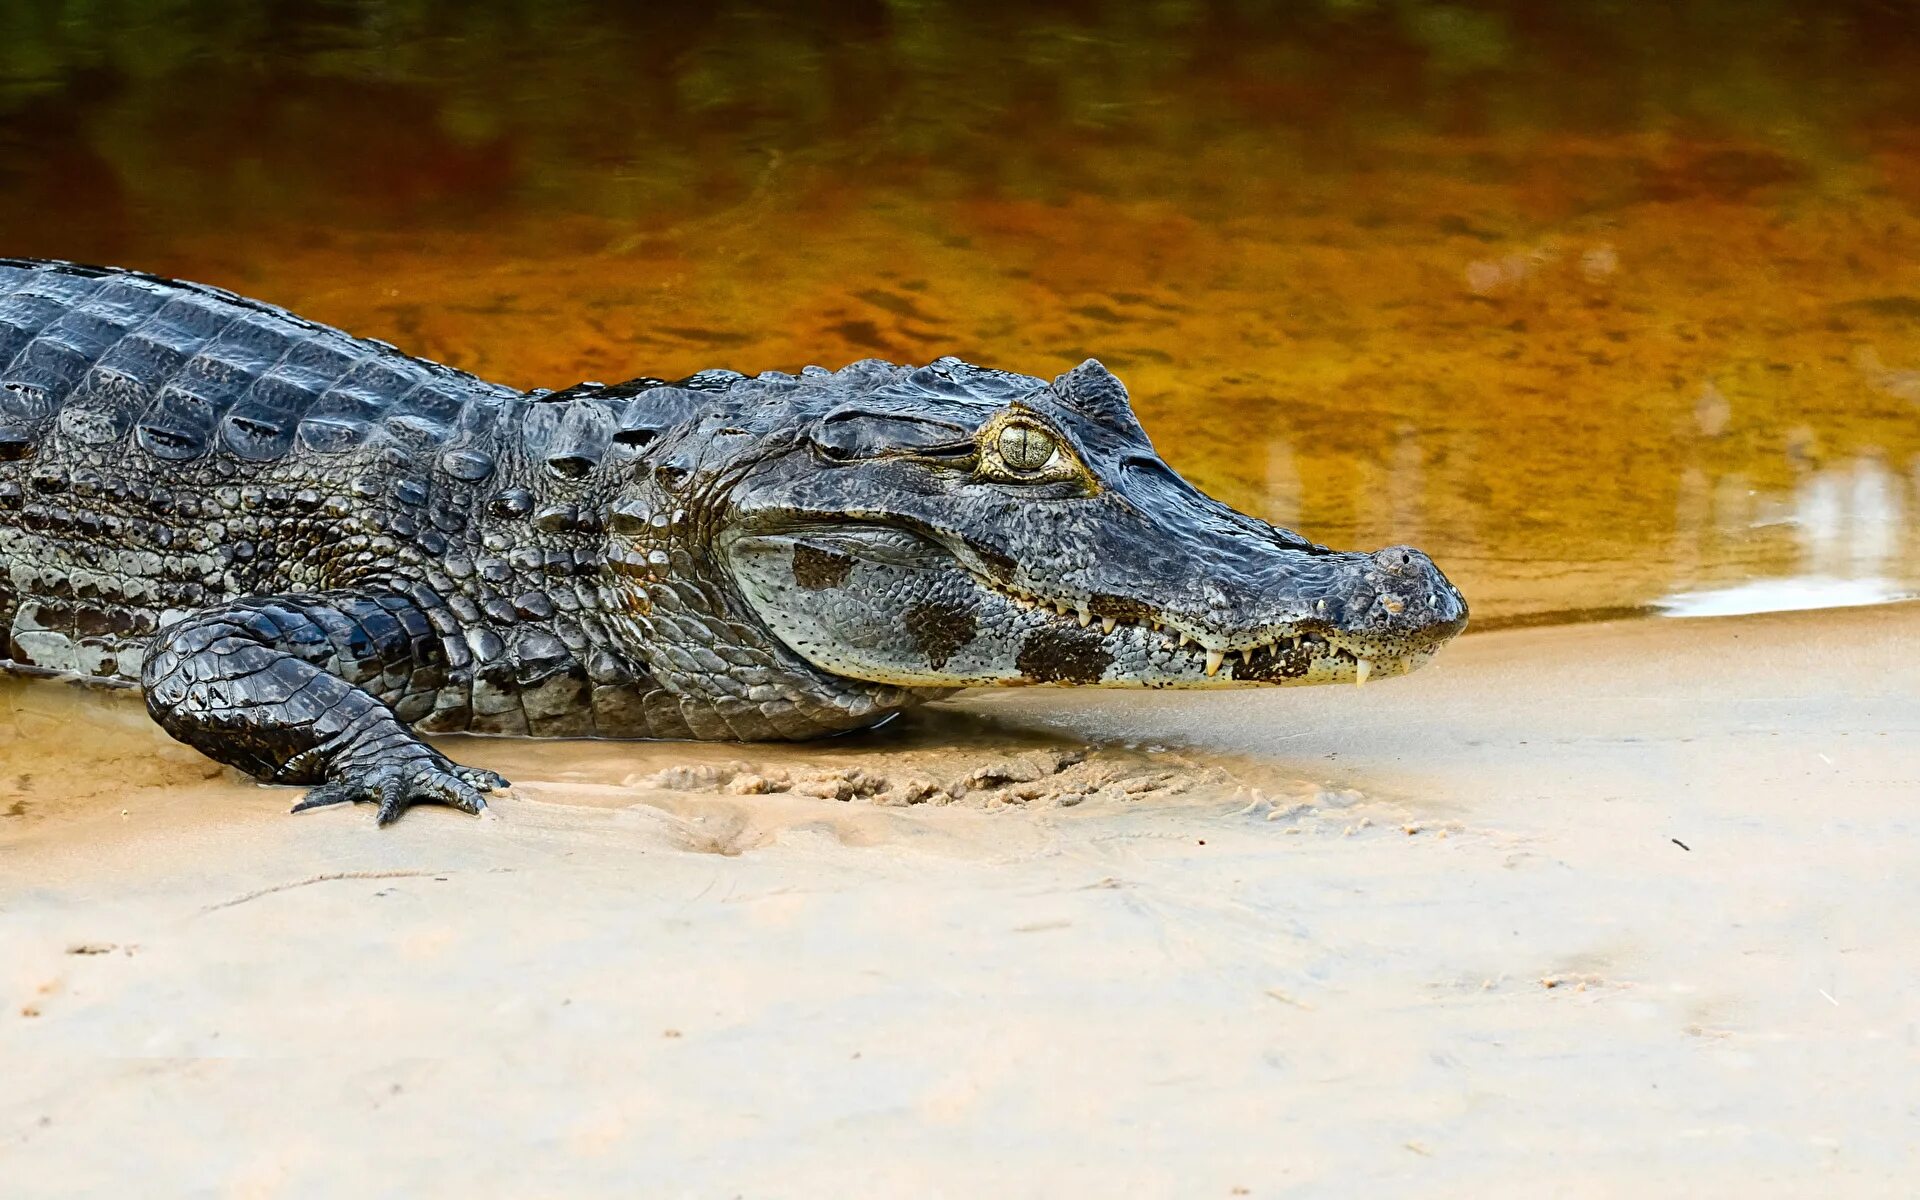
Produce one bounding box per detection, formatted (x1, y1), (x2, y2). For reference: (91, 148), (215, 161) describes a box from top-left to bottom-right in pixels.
(4, 1), (1919, 626)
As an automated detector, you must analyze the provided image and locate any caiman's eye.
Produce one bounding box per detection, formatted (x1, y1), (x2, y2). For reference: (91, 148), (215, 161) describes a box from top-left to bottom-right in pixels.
(976, 410), (1091, 491)
(997, 423), (1057, 471)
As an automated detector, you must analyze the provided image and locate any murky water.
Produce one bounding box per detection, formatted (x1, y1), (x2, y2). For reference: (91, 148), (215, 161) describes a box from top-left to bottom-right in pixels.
(3, 1), (1918, 626)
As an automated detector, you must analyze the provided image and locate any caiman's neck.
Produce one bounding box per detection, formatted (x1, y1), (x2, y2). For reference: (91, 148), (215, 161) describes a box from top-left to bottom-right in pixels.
(601, 514), (944, 741)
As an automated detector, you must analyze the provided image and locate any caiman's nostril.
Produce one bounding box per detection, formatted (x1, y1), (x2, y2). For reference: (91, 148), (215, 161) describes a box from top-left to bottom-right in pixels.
(1372, 546), (1416, 574)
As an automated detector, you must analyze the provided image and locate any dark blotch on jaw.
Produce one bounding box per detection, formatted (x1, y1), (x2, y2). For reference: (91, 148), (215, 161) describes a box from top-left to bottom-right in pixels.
(905, 601), (977, 670)
(1016, 627), (1114, 684)
(1235, 639), (1320, 682)
(1087, 593), (1157, 624)
(791, 543), (855, 590)
(966, 539), (1018, 583)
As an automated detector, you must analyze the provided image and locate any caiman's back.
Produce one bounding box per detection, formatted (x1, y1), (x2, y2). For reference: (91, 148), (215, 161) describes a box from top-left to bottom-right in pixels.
(0, 258), (515, 684)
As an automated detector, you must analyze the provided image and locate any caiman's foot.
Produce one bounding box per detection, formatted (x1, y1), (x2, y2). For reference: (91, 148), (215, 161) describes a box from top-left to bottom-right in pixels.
(292, 760), (510, 826)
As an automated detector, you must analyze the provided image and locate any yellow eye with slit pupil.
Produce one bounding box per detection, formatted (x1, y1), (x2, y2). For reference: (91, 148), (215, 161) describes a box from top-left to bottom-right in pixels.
(998, 424), (1056, 470)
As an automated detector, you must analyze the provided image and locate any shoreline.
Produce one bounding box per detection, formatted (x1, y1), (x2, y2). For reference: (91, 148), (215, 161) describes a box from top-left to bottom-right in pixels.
(5, 603), (1918, 1194)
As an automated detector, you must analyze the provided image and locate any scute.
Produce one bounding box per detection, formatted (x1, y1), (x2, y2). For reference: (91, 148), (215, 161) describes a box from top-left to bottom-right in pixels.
(220, 407), (297, 461)
(58, 369), (145, 445)
(546, 400), (618, 477)
(613, 386), (714, 448)
(0, 259), (520, 468)
(296, 417), (371, 454)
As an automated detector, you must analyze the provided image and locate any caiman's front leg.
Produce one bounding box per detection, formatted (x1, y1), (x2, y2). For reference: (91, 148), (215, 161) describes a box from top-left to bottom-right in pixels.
(140, 590), (508, 825)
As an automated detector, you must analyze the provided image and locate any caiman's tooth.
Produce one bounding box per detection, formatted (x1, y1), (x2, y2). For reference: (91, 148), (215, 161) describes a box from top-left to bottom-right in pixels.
(1355, 658), (1372, 686)
(1204, 649), (1225, 677)
(1101, 616), (1117, 635)
(1178, 633), (1193, 649)
(1076, 605), (1091, 627)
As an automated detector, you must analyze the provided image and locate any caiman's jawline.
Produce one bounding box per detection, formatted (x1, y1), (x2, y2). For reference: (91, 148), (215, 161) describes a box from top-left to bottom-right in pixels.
(975, 571), (1436, 684)
(725, 519), (1460, 691)
(990, 576), (1443, 679)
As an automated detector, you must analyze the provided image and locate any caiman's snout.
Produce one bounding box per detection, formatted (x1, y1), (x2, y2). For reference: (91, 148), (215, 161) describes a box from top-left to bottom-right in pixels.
(1376, 546), (1468, 629)
(1340, 544), (1469, 649)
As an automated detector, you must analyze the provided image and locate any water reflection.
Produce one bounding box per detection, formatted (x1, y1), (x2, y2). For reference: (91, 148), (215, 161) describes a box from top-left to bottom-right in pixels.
(1660, 456), (1914, 617)
(1660, 577), (1908, 619)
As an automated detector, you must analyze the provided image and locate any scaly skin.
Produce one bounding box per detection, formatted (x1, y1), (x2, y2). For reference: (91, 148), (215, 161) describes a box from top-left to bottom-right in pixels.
(0, 259), (1467, 824)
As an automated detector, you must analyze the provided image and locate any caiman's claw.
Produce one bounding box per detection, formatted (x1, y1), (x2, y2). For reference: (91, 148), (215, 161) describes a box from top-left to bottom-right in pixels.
(292, 761), (509, 825)
(453, 766), (511, 792)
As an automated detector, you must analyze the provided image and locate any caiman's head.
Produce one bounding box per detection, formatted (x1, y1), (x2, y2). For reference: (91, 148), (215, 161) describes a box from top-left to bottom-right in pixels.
(606, 357), (1465, 701)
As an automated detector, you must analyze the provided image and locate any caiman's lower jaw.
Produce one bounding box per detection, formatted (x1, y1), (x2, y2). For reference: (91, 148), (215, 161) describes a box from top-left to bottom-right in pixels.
(989, 579), (1436, 687)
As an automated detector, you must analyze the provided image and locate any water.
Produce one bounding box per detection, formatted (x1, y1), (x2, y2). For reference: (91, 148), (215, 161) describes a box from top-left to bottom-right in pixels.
(3, 0), (1918, 627)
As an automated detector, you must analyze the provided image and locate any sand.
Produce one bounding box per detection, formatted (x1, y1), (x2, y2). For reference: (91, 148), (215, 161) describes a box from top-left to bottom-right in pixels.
(4, 604), (1918, 1197)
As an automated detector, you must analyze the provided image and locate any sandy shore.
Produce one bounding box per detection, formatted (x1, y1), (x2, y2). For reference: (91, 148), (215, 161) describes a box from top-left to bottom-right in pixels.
(4, 604), (1917, 1197)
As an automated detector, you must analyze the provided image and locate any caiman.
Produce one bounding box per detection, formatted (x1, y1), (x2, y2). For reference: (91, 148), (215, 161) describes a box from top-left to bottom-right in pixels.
(0, 259), (1468, 823)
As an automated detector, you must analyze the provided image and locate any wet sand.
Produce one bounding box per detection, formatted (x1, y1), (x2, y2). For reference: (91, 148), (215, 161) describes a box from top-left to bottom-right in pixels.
(4, 604), (1916, 1196)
